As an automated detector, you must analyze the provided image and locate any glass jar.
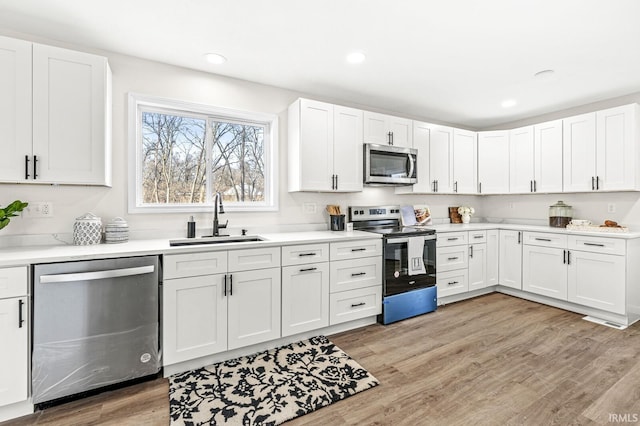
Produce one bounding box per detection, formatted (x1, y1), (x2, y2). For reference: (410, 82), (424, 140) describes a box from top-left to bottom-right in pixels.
(549, 201), (572, 228)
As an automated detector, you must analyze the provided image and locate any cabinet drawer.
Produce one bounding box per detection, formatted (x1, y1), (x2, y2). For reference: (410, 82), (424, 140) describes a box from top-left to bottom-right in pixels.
(330, 257), (382, 293)
(523, 232), (567, 248)
(468, 231), (487, 244)
(228, 247), (280, 272)
(0, 266), (28, 298)
(329, 285), (382, 325)
(282, 243), (329, 266)
(330, 239), (382, 261)
(436, 245), (469, 272)
(437, 232), (468, 247)
(437, 269), (469, 298)
(164, 252), (227, 279)
(568, 235), (625, 256)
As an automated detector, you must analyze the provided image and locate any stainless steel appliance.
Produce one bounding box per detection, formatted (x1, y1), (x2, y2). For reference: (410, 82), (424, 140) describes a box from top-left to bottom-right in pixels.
(32, 256), (160, 405)
(350, 206), (437, 324)
(363, 143), (418, 185)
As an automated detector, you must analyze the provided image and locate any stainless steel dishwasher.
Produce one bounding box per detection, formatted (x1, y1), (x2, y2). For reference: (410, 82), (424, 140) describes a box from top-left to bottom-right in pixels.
(32, 255), (160, 405)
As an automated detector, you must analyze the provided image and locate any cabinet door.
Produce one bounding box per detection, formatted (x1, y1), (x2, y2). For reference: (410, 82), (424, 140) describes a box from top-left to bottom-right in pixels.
(227, 268), (281, 350)
(563, 112), (596, 192)
(333, 105), (363, 192)
(0, 297), (28, 407)
(568, 251), (625, 314)
(396, 120), (431, 194)
(509, 126), (534, 193)
(522, 245), (567, 300)
(499, 230), (522, 289)
(429, 125), (454, 193)
(388, 116), (412, 148)
(452, 128), (477, 193)
(281, 263), (329, 337)
(596, 104), (638, 191)
(486, 230), (499, 286)
(363, 111), (389, 145)
(468, 243), (487, 291)
(0, 36), (32, 182)
(478, 131), (509, 194)
(32, 44), (111, 185)
(534, 119), (563, 193)
(162, 274), (228, 365)
(293, 99), (333, 191)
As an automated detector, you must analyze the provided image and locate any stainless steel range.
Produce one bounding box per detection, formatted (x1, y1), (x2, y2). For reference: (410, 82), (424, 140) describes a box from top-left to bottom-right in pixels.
(349, 205), (437, 324)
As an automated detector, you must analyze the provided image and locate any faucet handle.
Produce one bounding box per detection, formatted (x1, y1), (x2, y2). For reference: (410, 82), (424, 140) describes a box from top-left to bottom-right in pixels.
(219, 220), (228, 229)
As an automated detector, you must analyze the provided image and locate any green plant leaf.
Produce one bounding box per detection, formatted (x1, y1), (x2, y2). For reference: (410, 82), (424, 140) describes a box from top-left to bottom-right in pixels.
(0, 218), (9, 230)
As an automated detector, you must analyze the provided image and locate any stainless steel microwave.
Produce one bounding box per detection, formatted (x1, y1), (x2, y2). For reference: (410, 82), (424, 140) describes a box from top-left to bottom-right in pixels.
(364, 143), (417, 185)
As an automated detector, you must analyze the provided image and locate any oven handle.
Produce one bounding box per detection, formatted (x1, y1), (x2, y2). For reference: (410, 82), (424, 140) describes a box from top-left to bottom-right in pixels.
(386, 235), (436, 244)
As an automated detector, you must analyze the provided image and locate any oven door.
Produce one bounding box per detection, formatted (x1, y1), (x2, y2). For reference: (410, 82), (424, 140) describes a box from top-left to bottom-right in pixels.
(364, 144), (417, 185)
(383, 235), (436, 296)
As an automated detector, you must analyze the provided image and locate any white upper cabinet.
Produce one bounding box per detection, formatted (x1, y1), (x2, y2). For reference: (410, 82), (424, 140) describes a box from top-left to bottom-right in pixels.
(563, 104), (639, 192)
(534, 119), (563, 193)
(395, 120), (430, 194)
(0, 37), (112, 186)
(510, 120), (562, 194)
(363, 111), (412, 147)
(430, 125), (454, 193)
(509, 125), (535, 193)
(0, 37), (32, 183)
(288, 98), (363, 192)
(478, 130), (509, 194)
(452, 128), (477, 193)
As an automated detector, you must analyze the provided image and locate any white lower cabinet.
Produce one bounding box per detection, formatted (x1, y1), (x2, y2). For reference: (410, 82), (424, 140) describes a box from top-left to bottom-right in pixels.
(163, 248), (281, 365)
(0, 266), (29, 408)
(499, 230), (522, 289)
(567, 247), (625, 315)
(486, 230), (499, 286)
(468, 242), (487, 291)
(523, 245), (568, 300)
(437, 269), (469, 297)
(329, 286), (382, 325)
(281, 259), (330, 337)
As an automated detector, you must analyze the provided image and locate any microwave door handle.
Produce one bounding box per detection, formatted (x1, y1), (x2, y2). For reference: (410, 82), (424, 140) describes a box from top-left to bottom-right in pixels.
(408, 154), (415, 178)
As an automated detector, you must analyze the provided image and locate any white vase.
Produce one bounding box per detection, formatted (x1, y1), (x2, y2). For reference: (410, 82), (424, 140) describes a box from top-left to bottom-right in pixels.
(461, 214), (471, 224)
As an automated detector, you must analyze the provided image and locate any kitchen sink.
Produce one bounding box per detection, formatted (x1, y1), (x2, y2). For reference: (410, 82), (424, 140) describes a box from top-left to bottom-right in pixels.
(169, 235), (265, 247)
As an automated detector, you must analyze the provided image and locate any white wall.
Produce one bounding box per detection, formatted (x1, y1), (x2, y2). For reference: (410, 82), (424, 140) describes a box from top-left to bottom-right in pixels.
(0, 40), (477, 239)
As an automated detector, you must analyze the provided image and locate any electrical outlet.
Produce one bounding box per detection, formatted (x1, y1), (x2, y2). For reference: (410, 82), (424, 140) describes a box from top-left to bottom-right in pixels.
(303, 202), (317, 214)
(23, 201), (54, 218)
(607, 203), (616, 213)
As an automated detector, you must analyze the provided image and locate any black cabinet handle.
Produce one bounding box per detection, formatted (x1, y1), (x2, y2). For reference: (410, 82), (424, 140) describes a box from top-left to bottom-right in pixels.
(447, 237), (458, 241)
(436, 180), (439, 192)
(351, 302), (366, 308)
(447, 257), (458, 261)
(351, 272), (366, 277)
(298, 252), (317, 257)
(18, 299), (25, 328)
(534, 180), (537, 192)
(224, 275), (227, 296)
(335, 175), (338, 190)
(596, 176), (600, 190)
(592, 176), (595, 190)
(351, 248), (366, 252)
(535, 238), (552, 242)
(469, 246), (474, 258)
(563, 250), (567, 264)
(530, 180), (533, 192)
(584, 242), (605, 247)
(299, 267), (317, 272)
(448, 281), (459, 286)
(478, 182), (482, 193)
(25, 155), (30, 179)
(473, 235), (483, 239)
(454, 181), (458, 193)
(567, 251), (571, 265)
(517, 231), (521, 244)
(33, 155), (38, 179)
(229, 274), (233, 296)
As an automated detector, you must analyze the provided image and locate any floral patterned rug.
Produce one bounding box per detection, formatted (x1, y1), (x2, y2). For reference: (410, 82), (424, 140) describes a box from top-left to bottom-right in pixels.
(169, 335), (379, 425)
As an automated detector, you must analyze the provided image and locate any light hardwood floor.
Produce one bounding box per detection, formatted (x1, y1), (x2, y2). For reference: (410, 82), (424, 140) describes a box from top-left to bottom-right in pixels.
(4, 293), (640, 425)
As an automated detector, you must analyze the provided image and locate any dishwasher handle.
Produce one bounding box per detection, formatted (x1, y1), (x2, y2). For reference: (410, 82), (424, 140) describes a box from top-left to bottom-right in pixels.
(39, 265), (155, 283)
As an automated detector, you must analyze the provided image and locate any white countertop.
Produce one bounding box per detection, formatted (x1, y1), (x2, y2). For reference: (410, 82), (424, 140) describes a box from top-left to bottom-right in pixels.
(1, 223), (638, 268)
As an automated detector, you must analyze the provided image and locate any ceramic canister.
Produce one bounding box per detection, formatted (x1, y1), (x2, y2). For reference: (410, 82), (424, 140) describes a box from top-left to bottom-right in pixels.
(73, 213), (102, 245)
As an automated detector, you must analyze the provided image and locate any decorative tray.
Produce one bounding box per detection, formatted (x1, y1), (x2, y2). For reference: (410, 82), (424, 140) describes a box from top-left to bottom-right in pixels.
(565, 224), (629, 233)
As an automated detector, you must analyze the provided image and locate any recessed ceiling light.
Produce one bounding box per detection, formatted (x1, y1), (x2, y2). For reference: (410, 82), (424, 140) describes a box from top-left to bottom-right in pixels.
(346, 51), (366, 64)
(204, 53), (227, 64)
(534, 69), (556, 81)
(501, 99), (517, 108)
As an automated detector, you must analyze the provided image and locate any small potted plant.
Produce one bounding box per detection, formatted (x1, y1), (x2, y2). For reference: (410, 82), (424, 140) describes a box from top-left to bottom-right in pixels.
(0, 200), (29, 230)
(458, 206), (475, 224)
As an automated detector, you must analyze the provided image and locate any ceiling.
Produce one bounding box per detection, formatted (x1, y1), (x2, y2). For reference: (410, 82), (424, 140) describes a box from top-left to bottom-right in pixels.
(1, 0), (639, 128)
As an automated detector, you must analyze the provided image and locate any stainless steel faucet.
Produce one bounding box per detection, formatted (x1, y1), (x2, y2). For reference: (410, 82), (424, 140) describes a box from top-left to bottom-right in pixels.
(213, 192), (228, 236)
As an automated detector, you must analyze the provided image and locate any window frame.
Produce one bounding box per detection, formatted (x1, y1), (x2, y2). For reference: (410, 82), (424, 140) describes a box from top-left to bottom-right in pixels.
(128, 93), (279, 213)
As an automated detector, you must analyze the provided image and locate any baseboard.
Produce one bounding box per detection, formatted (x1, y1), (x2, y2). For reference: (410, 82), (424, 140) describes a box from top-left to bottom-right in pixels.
(0, 400), (34, 423)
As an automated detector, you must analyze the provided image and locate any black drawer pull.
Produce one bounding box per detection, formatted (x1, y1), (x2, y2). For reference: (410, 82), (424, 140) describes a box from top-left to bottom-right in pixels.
(583, 242), (605, 247)
(229, 274), (233, 296)
(448, 281), (459, 285)
(351, 272), (366, 277)
(18, 299), (25, 328)
(300, 267), (317, 272)
(298, 252), (317, 257)
(447, 257), (458, 261)
(25, 155), (30, 179)
(33, 155), (38, 179)
(351, 302), (366, 308)
(473, 235), (483, 239)
(535, 238), (552, 242)
(351, 248), (366, 252)
(447, 237), (458, 241)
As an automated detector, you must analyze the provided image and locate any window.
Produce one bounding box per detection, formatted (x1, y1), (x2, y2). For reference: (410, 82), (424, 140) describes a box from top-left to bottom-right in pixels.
(128, 93), (278, 213)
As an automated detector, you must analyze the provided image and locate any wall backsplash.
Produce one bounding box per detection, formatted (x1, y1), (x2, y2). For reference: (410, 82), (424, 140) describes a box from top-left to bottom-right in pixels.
(1, 32), (639, 240)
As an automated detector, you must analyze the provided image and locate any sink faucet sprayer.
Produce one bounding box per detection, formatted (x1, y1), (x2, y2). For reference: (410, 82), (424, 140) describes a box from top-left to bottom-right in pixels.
(213, 192), (228, 237)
